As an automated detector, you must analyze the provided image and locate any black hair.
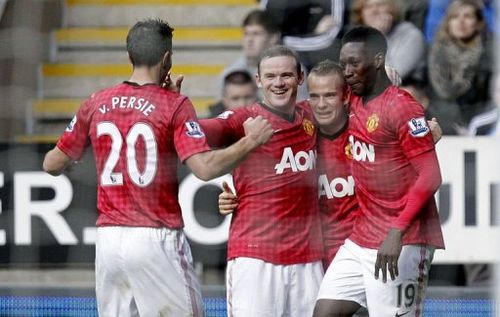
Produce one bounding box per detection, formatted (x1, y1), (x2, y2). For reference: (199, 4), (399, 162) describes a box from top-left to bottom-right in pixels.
(224, 70), (254, 87)
(126, 18), (174, 67)
(243, 9), (280, 34)
(341, 26), (387, 57)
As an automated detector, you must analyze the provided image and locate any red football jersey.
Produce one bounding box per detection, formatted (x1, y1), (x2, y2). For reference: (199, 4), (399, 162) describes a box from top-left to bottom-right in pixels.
(317, 122), (359, 267)
(200, 102), (323, 265)
(57, 82), (210, 228)
(347, 86), (445, 249)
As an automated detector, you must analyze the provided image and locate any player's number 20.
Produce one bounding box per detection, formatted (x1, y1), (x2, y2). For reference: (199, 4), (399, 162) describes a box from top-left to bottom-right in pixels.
(97, 122), (157, 187)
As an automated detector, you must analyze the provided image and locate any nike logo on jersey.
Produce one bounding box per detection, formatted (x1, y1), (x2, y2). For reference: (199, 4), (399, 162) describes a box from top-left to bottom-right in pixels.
(66, 116), (77, 132)
(217, 110), (234, 119)
(275, 147), (316, 174)
(395, 310), (410, 317)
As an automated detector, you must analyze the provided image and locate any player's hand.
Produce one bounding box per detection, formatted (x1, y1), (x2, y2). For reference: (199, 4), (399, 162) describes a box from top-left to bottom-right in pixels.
(428, 117), (442, 144)
(385, 66), (401, 87)
(218, 181), (238, 215)
(243, 115), (273, 147)
(161, 71), (184, 93)
(375, 228), (402, 283)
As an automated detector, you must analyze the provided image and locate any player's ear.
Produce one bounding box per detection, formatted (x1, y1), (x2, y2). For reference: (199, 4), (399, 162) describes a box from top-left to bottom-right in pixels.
(374, 52), (384, 69)
(162, 51), (172, 71)
(255, 72), (263, 88)
(342, 84), (351, 109)
(127, 52), (134, 66)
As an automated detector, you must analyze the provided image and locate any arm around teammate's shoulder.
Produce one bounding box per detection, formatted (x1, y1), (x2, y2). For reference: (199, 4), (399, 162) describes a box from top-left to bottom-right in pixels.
(185, 115), (273, 181)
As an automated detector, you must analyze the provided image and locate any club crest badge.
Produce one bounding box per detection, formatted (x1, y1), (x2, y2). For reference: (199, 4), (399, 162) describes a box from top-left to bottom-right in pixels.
(345, 142), (352, 159)
(303, 119), (315, 136)
(366, 113), (379, 133)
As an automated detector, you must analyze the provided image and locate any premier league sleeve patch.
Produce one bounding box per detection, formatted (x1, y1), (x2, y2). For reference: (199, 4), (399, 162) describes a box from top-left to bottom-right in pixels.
(66, 116), (77, 132)
(407, 117), (429, 137)
(185, 121), (205, 138)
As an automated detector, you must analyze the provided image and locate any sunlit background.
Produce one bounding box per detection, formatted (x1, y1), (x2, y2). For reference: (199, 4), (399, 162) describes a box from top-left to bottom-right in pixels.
(0, 0), (498, 316)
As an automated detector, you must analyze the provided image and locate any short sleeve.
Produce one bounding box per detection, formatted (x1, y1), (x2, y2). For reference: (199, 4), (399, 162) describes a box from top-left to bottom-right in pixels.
(56, 99), (92, 160)
(172, 97), (211, 163)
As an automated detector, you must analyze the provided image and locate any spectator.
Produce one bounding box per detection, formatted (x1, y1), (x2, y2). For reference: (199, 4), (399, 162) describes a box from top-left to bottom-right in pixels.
(395, 0), (429, 30)
(0, 0), (6, 22)
(219, 9), (309, 100)
(207, 70), (257, 118)
(424, 0), (495, 43)
(427, 0), (494, 135)
(261, 0), (345, 69)
(350, 0), (427, 81)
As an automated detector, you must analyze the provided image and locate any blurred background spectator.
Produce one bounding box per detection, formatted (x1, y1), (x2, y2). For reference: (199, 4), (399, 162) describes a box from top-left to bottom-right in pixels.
(349, 0), (426, 83)
(219, 9), (309, 100)
(260, 0), (345, 69)
(395, 0), (429, 30)
(0, 0), (6, 22)
(427, 0), (495, 135)
(424, 0), (495, 43)
(207, 70), (257, 118)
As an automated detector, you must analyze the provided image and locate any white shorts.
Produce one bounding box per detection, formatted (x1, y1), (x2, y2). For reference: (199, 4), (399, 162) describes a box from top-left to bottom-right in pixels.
(95, 226), (203, 317)
(317, 239), (434, 317)
(226, 257), (324, 317)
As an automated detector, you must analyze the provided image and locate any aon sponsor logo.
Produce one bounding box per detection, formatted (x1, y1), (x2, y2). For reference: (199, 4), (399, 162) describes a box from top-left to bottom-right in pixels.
(274, 147), (316, 174)
(318, 175), (355, 199)
(349, 135), (375, 162)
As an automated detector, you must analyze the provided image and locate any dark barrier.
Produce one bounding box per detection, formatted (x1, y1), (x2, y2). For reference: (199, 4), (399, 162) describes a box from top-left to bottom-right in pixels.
(0, 143), (227, 266)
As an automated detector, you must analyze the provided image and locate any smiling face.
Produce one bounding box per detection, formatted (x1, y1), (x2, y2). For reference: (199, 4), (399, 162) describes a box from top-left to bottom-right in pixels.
(256, 55), (304, 115)
(339, 41), (377, 96)
(307, 73), (348, 134)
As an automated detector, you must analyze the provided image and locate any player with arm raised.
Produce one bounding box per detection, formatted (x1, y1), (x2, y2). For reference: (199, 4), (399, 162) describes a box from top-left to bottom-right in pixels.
(43, 18), (273, 317)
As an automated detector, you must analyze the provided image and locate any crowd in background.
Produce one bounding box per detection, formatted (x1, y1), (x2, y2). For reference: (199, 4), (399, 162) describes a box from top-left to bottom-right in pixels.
(207, 0), (498, 288)
(211, 0), (498, 138)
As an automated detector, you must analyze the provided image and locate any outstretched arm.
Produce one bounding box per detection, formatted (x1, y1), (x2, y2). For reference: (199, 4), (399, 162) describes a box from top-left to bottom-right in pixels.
(186, 115), (273, 181)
